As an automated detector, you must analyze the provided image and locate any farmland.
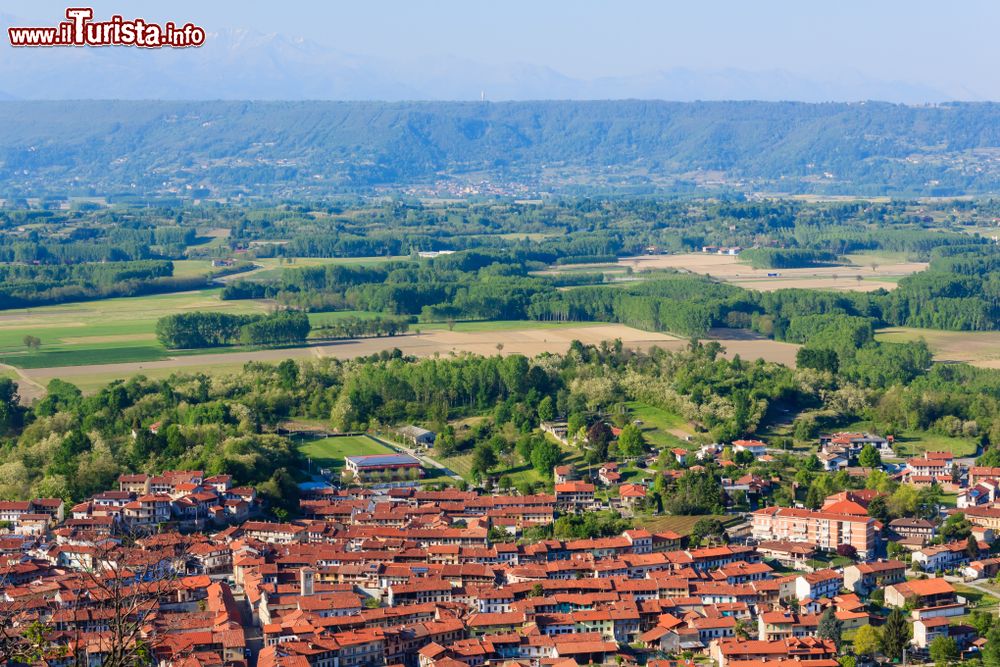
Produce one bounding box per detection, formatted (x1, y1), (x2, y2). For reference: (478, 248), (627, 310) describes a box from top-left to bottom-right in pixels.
(0, 289), (267, 369)
(10, 304), (802, 397)
(607, 252), (927, 292)
(877, 327), (1000, 369)
(635, 514), (739, 536)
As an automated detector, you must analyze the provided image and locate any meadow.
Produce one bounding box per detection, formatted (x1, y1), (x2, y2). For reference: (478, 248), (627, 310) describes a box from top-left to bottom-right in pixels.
(0, 289), (267, 369)
(241, 255), (407, 281)
(877, 327), (1000, 369)
(624, 401), (693, 449)
(838, 419), (979, 458)
(442, 431), (586, 488)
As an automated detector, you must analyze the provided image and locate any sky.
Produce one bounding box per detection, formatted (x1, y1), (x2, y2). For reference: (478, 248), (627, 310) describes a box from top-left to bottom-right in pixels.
(0, 0), (997, 100)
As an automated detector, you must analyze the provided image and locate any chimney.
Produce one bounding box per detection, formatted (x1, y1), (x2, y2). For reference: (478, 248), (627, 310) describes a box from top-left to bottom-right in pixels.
(300, 567), (315, 596)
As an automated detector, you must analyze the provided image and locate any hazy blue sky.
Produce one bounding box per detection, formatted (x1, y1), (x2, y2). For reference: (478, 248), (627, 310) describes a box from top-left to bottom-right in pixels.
(1, 0), (997, 100)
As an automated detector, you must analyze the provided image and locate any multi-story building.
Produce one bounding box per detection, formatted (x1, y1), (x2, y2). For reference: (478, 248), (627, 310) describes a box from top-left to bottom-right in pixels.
(885, 578), (957, 609)
(843, 560), (906, 596)
(906, 451), (954, 478)
(554, 481), (595, 508)
(751, 507), (876, 558)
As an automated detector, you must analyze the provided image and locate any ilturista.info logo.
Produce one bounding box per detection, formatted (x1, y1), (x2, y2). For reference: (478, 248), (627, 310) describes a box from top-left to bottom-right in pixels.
(8, 7), (206, 48)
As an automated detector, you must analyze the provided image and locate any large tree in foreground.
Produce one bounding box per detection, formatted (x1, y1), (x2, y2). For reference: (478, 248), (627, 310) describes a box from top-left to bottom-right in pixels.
(816, 607), (843, 650)
(880, 608), (911, 662)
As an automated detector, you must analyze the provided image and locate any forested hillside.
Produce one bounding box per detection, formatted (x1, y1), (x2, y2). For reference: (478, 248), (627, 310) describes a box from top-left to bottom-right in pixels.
(7, 101), (1000, 197)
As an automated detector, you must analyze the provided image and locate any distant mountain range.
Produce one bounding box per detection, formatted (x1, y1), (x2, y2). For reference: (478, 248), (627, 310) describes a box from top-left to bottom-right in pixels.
(4, 99), (1000, 198)
(0, 27), (957, 103)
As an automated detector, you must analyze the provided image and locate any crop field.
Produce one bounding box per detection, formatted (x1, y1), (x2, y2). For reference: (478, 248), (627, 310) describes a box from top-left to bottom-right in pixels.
(554, 253), (927, 293)
(12, 322), (802, 397)
(877, 327), (1000, 368)
(635, 514), (738, 536)
(0, 289), (267, 369)
(297, 434), (395, 472)
(23, 360), (251, 395)
(418, 320), (605, 333)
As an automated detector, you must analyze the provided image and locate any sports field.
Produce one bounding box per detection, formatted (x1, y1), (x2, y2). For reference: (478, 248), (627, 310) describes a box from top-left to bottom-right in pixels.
(297, 434), (395, 472)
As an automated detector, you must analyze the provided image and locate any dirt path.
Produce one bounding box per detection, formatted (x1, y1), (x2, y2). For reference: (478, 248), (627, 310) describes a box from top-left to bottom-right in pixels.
(0, 363), (46, 405)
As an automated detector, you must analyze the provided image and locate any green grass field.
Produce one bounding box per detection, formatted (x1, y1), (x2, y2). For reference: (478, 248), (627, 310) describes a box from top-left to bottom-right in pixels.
(841, 251), (917, 266)
(442, 450), (557, 488)
(625, 401), (692, 448)
(170, 259), (217, 277)
(3, 344), (171, 369)
(888, 431), (978, 457)
(246, 255), (406, 281)
(297, 434), (395, 472)
(839, 419), (978, 457)
(955, 583), (1000, 613)
(0, 289), (267, 370)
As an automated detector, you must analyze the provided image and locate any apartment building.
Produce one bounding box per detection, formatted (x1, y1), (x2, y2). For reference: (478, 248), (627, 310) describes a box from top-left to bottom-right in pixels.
(751, 507), (876, 558)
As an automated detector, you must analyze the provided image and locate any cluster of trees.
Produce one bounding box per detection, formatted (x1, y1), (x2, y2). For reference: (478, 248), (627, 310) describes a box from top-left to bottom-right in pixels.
(0, 367), (309, 513)
(313, 316), (410, 339)
(0, 260), (220, 309)
(740, 247), (837, 269)
(552, 511), (632, 539)
(155, 310), (311, 349)
(649, 468), (726, 515)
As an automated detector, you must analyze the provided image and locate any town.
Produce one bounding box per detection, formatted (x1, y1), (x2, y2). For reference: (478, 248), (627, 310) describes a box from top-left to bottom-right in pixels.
(10, 2), (1000, 667)
(2, 424), (999, 667)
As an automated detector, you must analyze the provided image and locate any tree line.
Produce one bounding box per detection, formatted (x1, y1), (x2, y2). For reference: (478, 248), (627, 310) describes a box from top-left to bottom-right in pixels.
(155, 310), (311, 349)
